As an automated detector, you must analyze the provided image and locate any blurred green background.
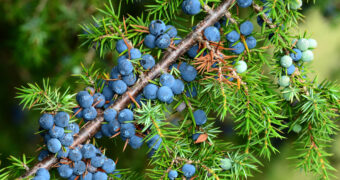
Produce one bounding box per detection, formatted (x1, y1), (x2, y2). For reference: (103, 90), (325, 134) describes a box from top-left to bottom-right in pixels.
(0, 0), (339, 179)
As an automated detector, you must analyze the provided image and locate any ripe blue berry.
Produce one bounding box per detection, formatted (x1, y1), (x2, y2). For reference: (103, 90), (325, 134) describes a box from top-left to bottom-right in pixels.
(38, 150), (49, 161)
(80, 172), (93, 180)
(81, 144), (96, 159)
(168, 170), (178, 180)
(182, 0), (201, 15)
(104, 108), (117, 122)
(246, 36), (257, 49)
(144, 34), (156, 48)
(166, 25), (178, 38)
(240, 21), (253, 36)
(36, 168), (50, 179)
(204, 26), (221, 42)
(226, 30), (240, 43)
(66, 123), (79, 135)
(187, 44), (199, 58)
(301, 50), (314, 62)
(214, 22), (221, 29)
(160, 73), (175, 87)
(54, 111), (70, 128)
(95, 131), (103, 139)
(280, 55), (293, 68)
(129, 135), (144, 149)
(110, 66), (120, 79)
(182, 164), (196, 178)
(171, 79), (185, 95)
(155, 33), (171, 49)
(147, 134), (162, 150)
(229, 42), (245, 54)
(235, 60), (247, 73)
(118, 109), (134, 123)
(180, 64), (197, 82)
(57, 147), (69, 158)
(102, 158), (116, 173)
(82, 107), (97, 121)
(157, 86), (174, 102)
(220, 158), (232, 170)
(39, 114), (54, 130)
(237, 0), (253, 8)
(111, 80), (127, 95)
(192, 133), (201, 141)
(116, 39), (129, 54)
(141, 54), (155, 70)
(93, 171), (108, 180)
(91, 153), (105, 168)
(296, 38), (309, 51)
(101, 123), (113, 137)
(73, 161), (86, 175)
(193, 109), (207, 125)
(69, 148), (82, 161)
(118, 59), (133, 75)
(120, 123), (136, 139)
(76, 91), (93, 109)
(129, 48), (142, 59)
(47, 138), (62, 153)
(149, 20), (166, 36)
(57, 164), (73, 178)
(72, 108), (83, 119)
(122, 73), (137, 86)
(49, 126), (64, 138)
(290, 48), (302, 61)
(93, 93), (105, 108)
(279, 76), (290, 87)
(174, 36), (182, 45)
(102, 86), (114, 101)
(59, 133), (73, 146)
(287, 64), (296, 75)
(143, 84), (159, 100)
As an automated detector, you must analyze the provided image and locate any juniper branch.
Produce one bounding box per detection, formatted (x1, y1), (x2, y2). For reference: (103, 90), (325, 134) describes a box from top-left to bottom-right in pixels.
(19, 0), (235, 178)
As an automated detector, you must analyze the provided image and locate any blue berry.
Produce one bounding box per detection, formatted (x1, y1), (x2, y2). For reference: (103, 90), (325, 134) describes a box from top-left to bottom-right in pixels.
(240, 21), (254, 36)
(235, 60), (247, 73)
(166, 25), (178, 38)
(155, 34), (171, 49)
(85, 86), (95, 95)
(66, 123), (79, 135)
(116, 39), (129, 54)
(101, 123), (113, 137)
(182, 0), (201, 15)
(214, 22), (221, 29)
(95, 131), (103, 139)
(171, 79), (185, 95)
(32, 176), (46, 180)
(118, 109), (134, 123)
(120, 123), (136, 139)
(193, 109), (207, 125)
(157, 86), (174, 102)
(187, 44), (199, 58)
(54, 112), (70, 128)
(160, 73), (175, 87)
(180, 64), (197, 82)
(143, 84), (159, 100)
(39, 114), (54, 130)
(49, 126), (64, 138)
(225, 76), (234, 81)
(122, 73), (137, 86)
(110, 66), (120, 79)
(185, 84), (197, 98)
(129, 135), (144, 149)
(81, 144), (96, 159)
(91, 153), (105, 168)
(113, 171), (122, 178)
(38, 150), (49, 161)
(72, 108), (83, 119)
(149, 20), (166, 36)
(204, 26), (220, 42)
(246, 36), (257, 49)
(118, 59), (134, 75)
(140, 54), (155, 70)
(192, 133), (201, 141)
(102, 158), (116, 173)
(111, 80), (127, 95)
(76, 91), (93, 109)
(129, 48), (142, 59)
(230, 42), (245, 54)
(144, 34), (156, 48)
(290, 48), (302, 61)
(80, 173), (93, 180)
(237, 0), (253, 8)
(93, 93), (105, 108)
(69, 148), (82, 161)
(287, 64), (296, 75)
(168, 170), (178, 180)
(220, 158), (232, 170)
(174, 36), (182, 45)
(47, 138), (62, 153)
(147, 134), (162, 150)
(58, 164), (73, 178)
(36, 168), (50, 179)
(108, 120), (121, 134)
(57, 147), (69, 158)
(226, 30), (240, 43)
(44, 134), (52, 144)
(182, 164), (196, 178)
(102, 86), (114, 101)
(104, 108), (117, 122)
(59, 133), (73, 146)
(73, 161), (86, 175)
(82, 107), (97, 121)
(93, 171), (107, 180)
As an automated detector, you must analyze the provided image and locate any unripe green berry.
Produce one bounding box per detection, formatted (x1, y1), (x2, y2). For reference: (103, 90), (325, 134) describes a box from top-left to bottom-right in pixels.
(280, 55), (293, 68)
(308, 39), (317, 49)
(292, 124), (302, 133)
(220, 158), (232, 170)
(301, 50), (314, 62)
(290, 0), (302, 10)
(279, 76), (290, 87)
(235, 61), (247, 73)
(296, 38), (309, 51)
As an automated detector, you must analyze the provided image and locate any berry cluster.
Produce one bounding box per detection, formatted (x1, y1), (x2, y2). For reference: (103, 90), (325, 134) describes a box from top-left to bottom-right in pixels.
(226, 21), (256, 55)
(144, 20), (179, 49)
(167, 163), (197, 179)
